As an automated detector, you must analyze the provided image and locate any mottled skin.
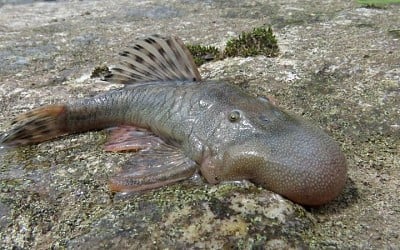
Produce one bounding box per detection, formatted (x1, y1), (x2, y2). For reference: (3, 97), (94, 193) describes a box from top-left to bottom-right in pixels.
(28, 80), (345, 206)
(0, 35), (347, 206)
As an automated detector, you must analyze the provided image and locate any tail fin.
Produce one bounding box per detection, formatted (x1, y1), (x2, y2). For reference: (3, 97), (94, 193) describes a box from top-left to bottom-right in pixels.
(0, 105), (68, 147)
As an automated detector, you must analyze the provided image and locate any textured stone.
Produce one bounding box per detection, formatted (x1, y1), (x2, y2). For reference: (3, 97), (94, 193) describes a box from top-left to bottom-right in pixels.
(0, 0), (399, 249)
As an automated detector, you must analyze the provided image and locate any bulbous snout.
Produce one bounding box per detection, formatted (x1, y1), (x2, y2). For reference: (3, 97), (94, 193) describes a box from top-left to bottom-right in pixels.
(223, 122), (347, 206)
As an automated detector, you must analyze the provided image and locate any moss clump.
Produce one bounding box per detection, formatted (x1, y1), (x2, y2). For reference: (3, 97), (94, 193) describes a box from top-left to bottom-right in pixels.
(186, 26), (279, 66)
(91, 64), (110, 78)
(357, 0), (400, 8)
(186, 44), (221, 66)
(223, 26), (279, 58)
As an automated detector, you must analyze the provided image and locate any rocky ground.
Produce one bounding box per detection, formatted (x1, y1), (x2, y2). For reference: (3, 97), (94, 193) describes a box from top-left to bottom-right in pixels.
(0, 0), (399, 249)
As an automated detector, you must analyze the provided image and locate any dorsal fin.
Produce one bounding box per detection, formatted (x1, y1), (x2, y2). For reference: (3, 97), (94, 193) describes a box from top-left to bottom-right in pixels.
(104, 35), (201, 84)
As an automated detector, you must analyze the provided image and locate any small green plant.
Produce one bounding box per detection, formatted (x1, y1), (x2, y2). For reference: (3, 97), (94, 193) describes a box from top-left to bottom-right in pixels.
(186, 44), (221, 66)
(91, 64), (110, 78)
(357, 0), (400, 8)
(223, 26), (279, 58)
(186, 26), (279, 66)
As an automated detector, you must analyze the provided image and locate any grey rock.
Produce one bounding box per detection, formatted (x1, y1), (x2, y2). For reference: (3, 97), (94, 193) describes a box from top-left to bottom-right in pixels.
(0, 0), (399, 249)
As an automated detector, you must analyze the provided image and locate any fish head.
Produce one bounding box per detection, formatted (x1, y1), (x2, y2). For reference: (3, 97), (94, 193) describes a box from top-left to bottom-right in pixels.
(200, 97), (347, 206)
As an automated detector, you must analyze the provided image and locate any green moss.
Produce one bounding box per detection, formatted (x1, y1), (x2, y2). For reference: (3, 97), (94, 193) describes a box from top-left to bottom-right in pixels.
(91, 64), (111, 78)
(223, 26), (279, 58)
(357, 0), (400, 8)
(186, 26), (279, 66)
(186, 44), (221, 66)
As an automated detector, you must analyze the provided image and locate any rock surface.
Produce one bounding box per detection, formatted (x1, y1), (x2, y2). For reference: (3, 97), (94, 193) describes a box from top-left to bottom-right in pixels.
(0, 0), (399, 249)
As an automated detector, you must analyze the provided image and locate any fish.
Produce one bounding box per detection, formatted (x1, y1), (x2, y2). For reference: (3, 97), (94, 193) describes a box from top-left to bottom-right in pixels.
(0, 35), (347, 206)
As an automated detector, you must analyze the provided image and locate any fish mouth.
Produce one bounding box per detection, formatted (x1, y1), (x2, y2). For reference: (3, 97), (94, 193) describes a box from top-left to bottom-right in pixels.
(222, 129), (347, 206)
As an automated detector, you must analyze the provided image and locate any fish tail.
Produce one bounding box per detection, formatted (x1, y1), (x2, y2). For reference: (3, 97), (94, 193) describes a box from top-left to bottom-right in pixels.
(1, 105), (68, 146)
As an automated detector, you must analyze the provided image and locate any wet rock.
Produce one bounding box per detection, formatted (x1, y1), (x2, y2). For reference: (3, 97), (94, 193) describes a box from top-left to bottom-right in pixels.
(0, 0), (399, 249)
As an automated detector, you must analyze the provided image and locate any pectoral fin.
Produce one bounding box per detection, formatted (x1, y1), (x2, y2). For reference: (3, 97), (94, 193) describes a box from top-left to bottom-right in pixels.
(109, 143), (197, 192)
(104, 126), (164, 152)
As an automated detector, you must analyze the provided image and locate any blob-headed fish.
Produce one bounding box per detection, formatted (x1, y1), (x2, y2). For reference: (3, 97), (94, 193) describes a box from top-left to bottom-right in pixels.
(0, 35), (347, 206)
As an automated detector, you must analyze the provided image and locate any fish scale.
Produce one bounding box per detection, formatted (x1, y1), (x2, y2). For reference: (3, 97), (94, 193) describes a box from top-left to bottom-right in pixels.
(0, 35), (347, 206)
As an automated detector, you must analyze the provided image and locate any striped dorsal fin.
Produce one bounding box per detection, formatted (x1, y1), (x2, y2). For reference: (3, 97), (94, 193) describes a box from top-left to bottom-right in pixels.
(104, 35), (201, 84)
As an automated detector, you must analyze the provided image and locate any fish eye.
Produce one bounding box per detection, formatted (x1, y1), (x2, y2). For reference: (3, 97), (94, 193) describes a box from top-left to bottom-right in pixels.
(228, 110), (241, 122)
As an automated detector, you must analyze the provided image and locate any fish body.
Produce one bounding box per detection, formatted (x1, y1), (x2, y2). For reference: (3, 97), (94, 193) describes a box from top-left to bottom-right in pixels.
(0, 35), (347, 206)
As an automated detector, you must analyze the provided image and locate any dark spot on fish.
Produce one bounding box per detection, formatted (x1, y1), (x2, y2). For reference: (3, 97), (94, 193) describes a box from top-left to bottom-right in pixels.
(259, 115), (270, 123)
(158, 47), (166, 56)
(148, 53), (156, 62)
(119, 51), (130, 56)
(145, 38), (156, 44)
(134, 44), (144, 51)
(135, 55), (144, 63)
(166, 39), (172, 47)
